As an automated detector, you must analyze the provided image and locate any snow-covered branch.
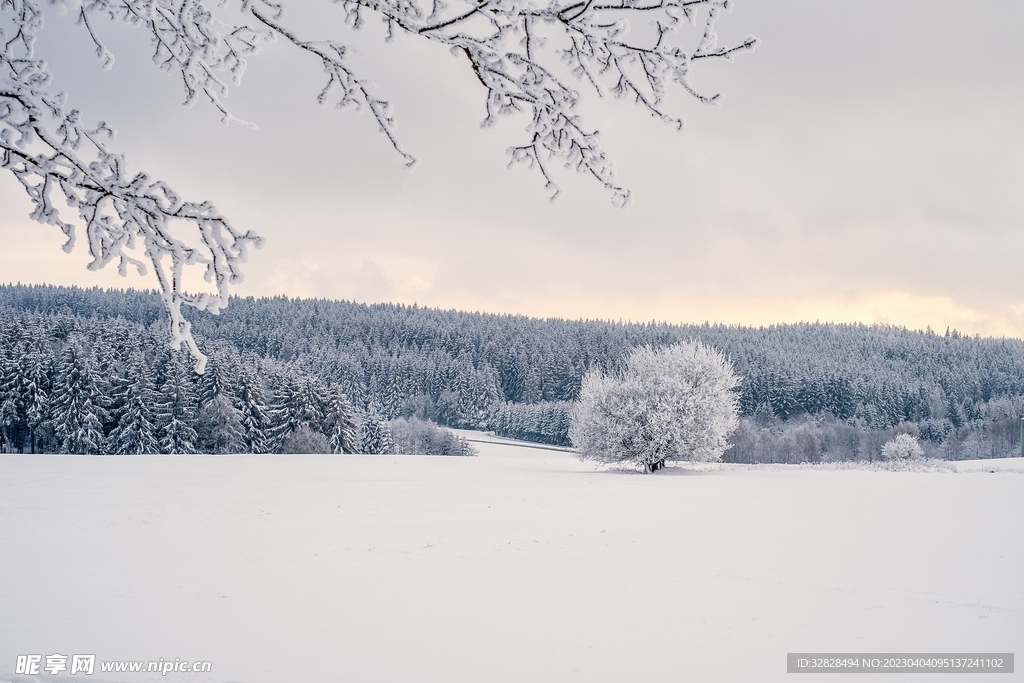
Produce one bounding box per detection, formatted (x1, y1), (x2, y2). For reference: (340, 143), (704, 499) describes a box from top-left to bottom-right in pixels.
(1, 0), (755, 369)
(1, 0), (263, 372)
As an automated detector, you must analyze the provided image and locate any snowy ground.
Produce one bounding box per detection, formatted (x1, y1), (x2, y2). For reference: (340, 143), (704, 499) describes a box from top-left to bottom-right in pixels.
(950, 457), (1024, 474)
(1, 438), (1021, 683)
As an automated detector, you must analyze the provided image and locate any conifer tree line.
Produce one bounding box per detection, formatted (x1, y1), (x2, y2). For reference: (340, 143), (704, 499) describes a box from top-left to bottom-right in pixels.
(4, 284), (1024, 459)
(0, 311), (368, 454)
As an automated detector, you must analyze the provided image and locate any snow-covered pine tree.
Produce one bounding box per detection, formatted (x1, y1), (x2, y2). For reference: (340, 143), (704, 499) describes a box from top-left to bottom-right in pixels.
(324, 384), (359, 454)
(88, 331), (121, 438)
(826, 376), (858, 421)
(196, 394), (244, 454)
(50, 337), (107, 454)
(270, 368), (329, 449)
(197, 345), (239, 408)
(768, 373), (800, 420)
(0, 396), (16, 452)
(369, 369), (401, 420)
(0, 337), (51, 452)
(91, 331), (119, 386)
(296, 375), (329, 432)
(107, 352), (160, 454)
(21, 343), (51, 453)
(0, 342), (23, 452)
(236, 364), (271, 454)
(360, 407), (394, 455)
(462, 368), (502, 429)
(265, 366), (294, 452)
(155, 350), (199, 454)
(0, 346), (18, 451)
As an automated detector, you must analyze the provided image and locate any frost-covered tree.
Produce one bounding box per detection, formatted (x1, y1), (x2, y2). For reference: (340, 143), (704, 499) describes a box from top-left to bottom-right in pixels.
(0, 349), (19, 450)
(50, 337), (107, 454)
(0, 338), (52, 452)
(0, 2), (262, 373)
(20, 344), (51, 452)
(196, 393), (244, 453)
(360, 406), (394, 454)
(570, 341), (739, 472)
(0, 343), (25, 451)
(270, 369), (329, 449)
(324, 384), (359, 454)
(235, 364), (271, 454)
(107, 351), (160, 453)
(281, 424), (331, 454)
(0, 398), (17, 451)
(368, 371), (401, 420)
(881, 433), (924, 461)
(197, 345), (240, 407)
(155, 349), (198, 453)
(0, 0), (755, 369)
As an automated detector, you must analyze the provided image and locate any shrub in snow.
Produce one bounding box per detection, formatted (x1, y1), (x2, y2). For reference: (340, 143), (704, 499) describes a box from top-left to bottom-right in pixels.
(281, 425), (331, 454)
(570, 342), (739, 472)
(881, 434), (924, 461)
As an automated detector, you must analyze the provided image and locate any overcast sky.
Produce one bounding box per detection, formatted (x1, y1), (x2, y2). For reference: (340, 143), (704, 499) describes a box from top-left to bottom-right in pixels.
(2, 1), (1023, 336)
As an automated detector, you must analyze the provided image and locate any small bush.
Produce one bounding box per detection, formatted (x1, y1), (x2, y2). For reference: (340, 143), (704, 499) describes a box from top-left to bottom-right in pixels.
(281, 425), (331, 454)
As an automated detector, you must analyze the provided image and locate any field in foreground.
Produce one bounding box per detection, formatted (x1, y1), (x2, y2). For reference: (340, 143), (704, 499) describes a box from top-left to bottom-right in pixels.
(1, 438), (1022, 683)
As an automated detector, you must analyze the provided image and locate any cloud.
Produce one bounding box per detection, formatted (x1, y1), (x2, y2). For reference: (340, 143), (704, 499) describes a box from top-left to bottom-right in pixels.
(3, 0), (1023, 337)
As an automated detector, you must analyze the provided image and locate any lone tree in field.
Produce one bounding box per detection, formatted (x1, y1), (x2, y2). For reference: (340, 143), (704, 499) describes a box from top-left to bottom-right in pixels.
(0, 0), (756, 371)
(570, 342), (739, 472)
(881, 433), (924, 462)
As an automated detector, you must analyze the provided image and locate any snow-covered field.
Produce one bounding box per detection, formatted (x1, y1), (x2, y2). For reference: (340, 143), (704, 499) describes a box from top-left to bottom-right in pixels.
(2, 438), (1021, 683)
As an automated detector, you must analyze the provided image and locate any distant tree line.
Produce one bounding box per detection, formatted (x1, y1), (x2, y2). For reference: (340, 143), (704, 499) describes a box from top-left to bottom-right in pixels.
(0, 308), (393, 454)
(4, 284), (1024, 459)
(0, 301), (484, 455)
(723, 396), (1024, 464)
(389, 418), (476, 457)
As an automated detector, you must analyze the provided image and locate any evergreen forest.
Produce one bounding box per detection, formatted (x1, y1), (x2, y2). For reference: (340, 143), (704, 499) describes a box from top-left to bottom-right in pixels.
(3, 284), (1023, 460)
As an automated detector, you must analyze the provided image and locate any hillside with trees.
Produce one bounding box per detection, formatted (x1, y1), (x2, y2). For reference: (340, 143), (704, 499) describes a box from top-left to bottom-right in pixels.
(3, 283), (1024, 460)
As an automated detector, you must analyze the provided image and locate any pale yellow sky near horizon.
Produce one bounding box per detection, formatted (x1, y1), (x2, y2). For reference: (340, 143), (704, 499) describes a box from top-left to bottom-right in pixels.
(4, 214), (1022, 339)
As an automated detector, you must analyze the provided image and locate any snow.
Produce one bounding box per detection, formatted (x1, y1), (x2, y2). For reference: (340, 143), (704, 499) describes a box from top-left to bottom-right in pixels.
(951, 457), (1024, 474)
(1, 439), (1021, 683)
